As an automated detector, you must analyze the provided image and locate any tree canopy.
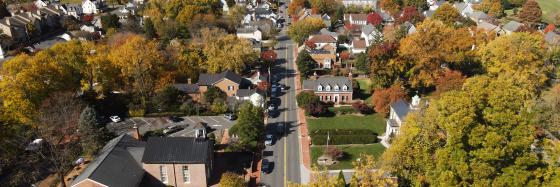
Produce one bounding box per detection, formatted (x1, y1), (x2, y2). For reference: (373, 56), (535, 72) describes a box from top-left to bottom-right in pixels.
(287, 17), (326, 44)
(229, 102), (264, 150)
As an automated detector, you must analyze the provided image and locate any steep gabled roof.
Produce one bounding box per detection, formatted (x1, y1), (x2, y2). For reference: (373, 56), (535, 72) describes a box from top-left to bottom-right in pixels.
(390, 100), (410, 121)
(197, 70), (243, 86)
(309, 34), (337, 43)
(141, 137), (213, 164)
(502, 20), (523, 32)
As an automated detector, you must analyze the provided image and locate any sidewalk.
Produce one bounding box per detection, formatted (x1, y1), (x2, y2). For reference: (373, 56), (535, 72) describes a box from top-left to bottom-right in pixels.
(292, 44), (312, 170)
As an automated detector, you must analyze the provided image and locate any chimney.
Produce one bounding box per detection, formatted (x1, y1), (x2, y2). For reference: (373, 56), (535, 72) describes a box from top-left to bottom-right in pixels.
(348, 72), (353, 80)
(132, 124), (141, 140)
(187, 78), (192, 84)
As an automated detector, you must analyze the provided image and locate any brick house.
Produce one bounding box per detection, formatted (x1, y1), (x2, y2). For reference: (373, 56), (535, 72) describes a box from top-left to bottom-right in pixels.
(142, 137), (214, 187)
(303, 76), (353, 104)
(197, 70), (244, 97)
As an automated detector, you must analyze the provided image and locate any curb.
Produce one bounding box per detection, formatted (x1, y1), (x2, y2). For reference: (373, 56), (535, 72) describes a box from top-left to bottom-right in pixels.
(292, 44), (312, 170)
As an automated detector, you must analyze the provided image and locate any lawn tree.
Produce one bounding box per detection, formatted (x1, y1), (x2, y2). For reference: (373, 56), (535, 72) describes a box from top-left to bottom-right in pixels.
(397, 6), (423, 23)
(203, 86), (226, 104)
(477, 0), (504, 17)
(219, 172), (247, 187)
(210, 99), (228, 114)
(432, 3), (462, 26)
(78, 106), (102, 156)
(287, 17), (326, 44)
(382, 75), (560, 186)
(229, 102), (264, 150)
(35, 92), (83, 187)
(203, 34), (258, 73)
(153, 85), (182, 111)
(380, 0), (402, 17)
(351, 154), (396, 187)
(261, 50), (278, 65)
(366, 12), (383, 26)
(368, 41), (399, 88)
(507, 0), (528, 7)
(143, 18), (156, 38)
(289, 166), (341, 187)
(288, 0), (306, 16)
(371, 84), (406, 115)
(403, 0), (427, 11)
(518, 0), (542, 28)
(355, 53), (370, 74)
(331, 7), (344, 30)
(296, 91), (320, 108)
(101, 14), (120, 31)
(309, 0), (339, 15)
(296, 50), (316, 77)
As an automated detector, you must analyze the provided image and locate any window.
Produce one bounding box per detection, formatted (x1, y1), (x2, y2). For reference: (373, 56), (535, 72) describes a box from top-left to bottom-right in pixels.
(160, 165), (168, 183)
(227, 85), (234, 91)
(317, 85), (322, 91)
(182, 166), (190, 183)
(334, 85), (339, 91)
(343, 86), (348, 91)
(326, 85), (331, 91)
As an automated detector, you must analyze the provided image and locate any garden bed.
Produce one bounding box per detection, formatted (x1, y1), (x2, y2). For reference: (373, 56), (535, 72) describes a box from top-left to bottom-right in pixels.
(310, 144), (386, 170)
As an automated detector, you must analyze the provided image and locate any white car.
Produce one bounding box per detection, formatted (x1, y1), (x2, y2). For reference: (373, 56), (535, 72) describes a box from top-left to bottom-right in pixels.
(109, 116), (121, 123)
(265, 134), (273, 146)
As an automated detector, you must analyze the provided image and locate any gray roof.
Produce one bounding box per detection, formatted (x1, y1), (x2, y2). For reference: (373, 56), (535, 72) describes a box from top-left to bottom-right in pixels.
(390, 99), (410, 121)
(545, 32), (560, 45)
(237, 27), (259, 34)
(197, 70), (243, 86)
(173, 83), (199, 94)
(302, 76), (352, 92)
(502, 20), (523, 32)
(319, 28), (338, 38)
(71, 134), (146, 187)
(403, 21), (416, 34)
(361, 24), (375, 35)
(454, 2), (468, 12)
(470, 11), (488, 21)
(477, 20), (499, 32)
(142, 137), (213, 164)
(236, 89), (256, 97)
(253, 8), (273, 15)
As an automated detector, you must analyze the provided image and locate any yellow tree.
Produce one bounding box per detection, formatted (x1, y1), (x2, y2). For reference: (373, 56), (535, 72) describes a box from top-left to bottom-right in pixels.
(108, 34), (164, 106)
(219, 172), (247, 187)
(287, 17), (326, 44)
(398, 19), (474, 88)
(203, 34), (258, 73)
(432, 3), (462, 26)
(288, 166), (342, 187)
(351, 154), (397, 187)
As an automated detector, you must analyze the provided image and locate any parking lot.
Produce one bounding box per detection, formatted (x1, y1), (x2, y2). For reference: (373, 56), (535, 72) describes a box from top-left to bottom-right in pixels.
(106, 115), (236, 138)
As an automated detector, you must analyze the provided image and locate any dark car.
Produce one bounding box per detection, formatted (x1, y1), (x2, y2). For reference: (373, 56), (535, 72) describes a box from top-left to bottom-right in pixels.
(224, 113), (237, 121)
(276, 124), (284, 135)
(261, 159), (272, 174)
(268, 110), (279, 118)
(168, 116), (182, 122)
(163, 125), (183, 135)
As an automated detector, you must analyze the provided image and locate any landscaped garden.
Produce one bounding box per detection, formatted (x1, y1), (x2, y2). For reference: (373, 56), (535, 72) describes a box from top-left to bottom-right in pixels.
(311, 144), (386, 170)
(355, 78), (374, 104)
(307, 113), (386, 135)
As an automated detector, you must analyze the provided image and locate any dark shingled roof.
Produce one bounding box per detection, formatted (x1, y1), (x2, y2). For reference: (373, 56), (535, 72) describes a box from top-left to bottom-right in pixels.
(390, 99), (410, 121)
(236, 89), (256, 97)
(142, 137), (213, 164)
(197, 70), (243, 86)
(71, 134), (146, 187)
(302, 76), (352, 92)
(173, 83), (199, 94)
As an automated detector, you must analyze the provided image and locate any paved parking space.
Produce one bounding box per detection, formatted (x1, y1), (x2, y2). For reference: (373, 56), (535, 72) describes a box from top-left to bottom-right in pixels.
(106, 115), (236, 138)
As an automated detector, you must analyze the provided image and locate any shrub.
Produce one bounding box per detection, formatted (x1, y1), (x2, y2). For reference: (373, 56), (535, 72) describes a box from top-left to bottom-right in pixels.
(297, 91), (320, 108)
(128, 108), (145, 117)
(306, 102), (329, 117)
(352, 103), (374, 114)
(325, 146), (344, 159)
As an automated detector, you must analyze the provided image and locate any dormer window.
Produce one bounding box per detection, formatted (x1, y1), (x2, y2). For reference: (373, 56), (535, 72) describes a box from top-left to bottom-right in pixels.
(343, 85), (348, 91)
(317, 85), (322, 91)
(326, 85), (331, 91)
(334, 85), (339, 91)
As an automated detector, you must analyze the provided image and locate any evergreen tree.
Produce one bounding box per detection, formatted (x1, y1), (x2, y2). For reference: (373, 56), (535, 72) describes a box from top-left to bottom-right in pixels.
(78, 106), (102, 156)
(296, 50), (316, 77)
(336, 170), (347, 187)
(143, 18), (156, 38)
(0, 1), (10, 19)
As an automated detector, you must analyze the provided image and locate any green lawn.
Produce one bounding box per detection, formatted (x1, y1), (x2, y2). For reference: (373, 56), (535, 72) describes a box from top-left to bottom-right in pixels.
(308, 114), (386, 135)
(59, 0), (83, 4)
(311, 144), (386, 170)
(537, 0), (560, 24)
(355, 78), (373, 103)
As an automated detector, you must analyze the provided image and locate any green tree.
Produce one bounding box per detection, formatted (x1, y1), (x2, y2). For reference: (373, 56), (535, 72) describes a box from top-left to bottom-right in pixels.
(287, 17), (326, 44)
(101, 14), (120, 31)
(432, 3), (461, 26)
(219, 172), (247, 187)
(336, 170), (346, 187)
(296, 91), (320, 108)
(534, 84), (560, 137)
(210, 99), (228, 114)
(355, 52), (370, 74)
(152, 85), (182, 111)
(518, 0), (542, 27)
(229, 102), (264, 150)
(143, 18), (156, 38)
(203, 86), (226, 104)
(78, 106), (102, 156)
(404, 0), (427, 10)
(296, 50), (316, 77)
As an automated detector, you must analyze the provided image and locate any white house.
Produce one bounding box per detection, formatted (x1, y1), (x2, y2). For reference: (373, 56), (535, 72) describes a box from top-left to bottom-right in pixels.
(351, 39), (367, 54)
(236, 27), (262, 42)
(34, 0), (48, 8)
(427, 0), (445, 11)
(236, 89), (265, 107)
(360, 24), (382, 47)
(65, 5), (83, 19)
(344, 14), (368, 25)
(80, 25), (96, 32)
(82, 0), (102, 15)
(453, 2), (474, 18)
(384, 95), (422, 140)
(342, 0), (377, 8)
(308, 34), (337, 50)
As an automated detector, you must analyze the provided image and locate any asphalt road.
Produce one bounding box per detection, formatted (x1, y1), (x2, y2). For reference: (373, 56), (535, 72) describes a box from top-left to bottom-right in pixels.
(261, 22), (301, 186)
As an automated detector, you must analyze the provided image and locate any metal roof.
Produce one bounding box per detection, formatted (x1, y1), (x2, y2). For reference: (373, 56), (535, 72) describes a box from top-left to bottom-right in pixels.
(141, 137), (213, 164)
(390, 99), (410, 121)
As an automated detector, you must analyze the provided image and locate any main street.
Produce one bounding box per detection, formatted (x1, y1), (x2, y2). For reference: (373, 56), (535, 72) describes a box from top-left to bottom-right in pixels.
(260, 21), (302, 186)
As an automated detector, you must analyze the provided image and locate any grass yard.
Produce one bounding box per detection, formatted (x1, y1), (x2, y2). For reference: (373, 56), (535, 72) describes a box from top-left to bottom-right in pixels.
(537, 0), (560, 24)
(59, 0), (83, 4)
(310, 144), (386, 170)
(308, 114), (386, 135)
(355, 78), (373, 103)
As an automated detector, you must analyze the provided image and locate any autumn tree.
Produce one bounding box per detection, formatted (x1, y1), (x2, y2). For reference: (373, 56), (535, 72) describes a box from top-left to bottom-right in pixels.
(171, 43), (204, 82)
(296, 50), (316, 77)
(477, 0), (504, 17)
(477, 32), (550, 92)
(518, 0), (542, 27)
(108, 34), (164, 106)
(287, 17), (326, 44)
(366, 12), (383, 26)
(371, 84), (406, 114)
(351, 154), (397, 187)
(398, 19), (474, 87)
(432, 3), (461, 26)
(434, 70), (466, 95)
(203, 34), (258, 73)
(289, 166), (342, 187)
(219, 172), (247, 187)
(36, 92), (82, 187)
(382, 75), (560, 186)
(403, 0), (427, 11)
(288, 0), (306, 16)
(309, 0), (339, 15)
(534, 84), (560, 137)
(397, 6), (422, 23)
(380, 0), (403, 17)
(261, 50), (278, 64)
(369, 41), (399, 88)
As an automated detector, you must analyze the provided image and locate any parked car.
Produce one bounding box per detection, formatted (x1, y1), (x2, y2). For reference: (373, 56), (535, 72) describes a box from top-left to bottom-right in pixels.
(163, 125), (183, 135)
(265, 134), (273, 146)
(168, 116), (182, 122)
(262, 159), (271, 173)
(268, 103), (277, 111)
(224, 113), (237, 121)
(109, 116), (121, 123)
(279, 84), (289, 91)
(276, 124), (284, 135)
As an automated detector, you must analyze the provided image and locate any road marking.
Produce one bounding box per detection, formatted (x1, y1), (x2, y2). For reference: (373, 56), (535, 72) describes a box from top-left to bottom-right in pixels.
(139, 117), (151, 126)
(185, 117), (196, 123)
(212, 124), (222, 127)
(197, 116), (207, 123)
(209, 116), (220, 123)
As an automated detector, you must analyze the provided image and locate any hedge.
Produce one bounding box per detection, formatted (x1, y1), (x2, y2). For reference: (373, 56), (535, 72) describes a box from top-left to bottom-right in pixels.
(310, 129), (378, 145)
